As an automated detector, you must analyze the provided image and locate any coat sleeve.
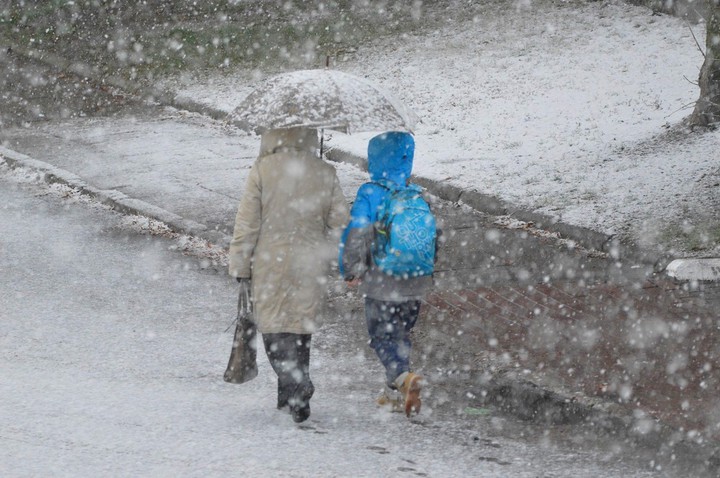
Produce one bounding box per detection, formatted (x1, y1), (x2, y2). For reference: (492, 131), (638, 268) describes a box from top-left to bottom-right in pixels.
(228, 163), (262, 278)
(324, 174), (350, 271)
(341, 226), (373, 280)
(325, 174), (350, 242)
(339, 183), (377, 280)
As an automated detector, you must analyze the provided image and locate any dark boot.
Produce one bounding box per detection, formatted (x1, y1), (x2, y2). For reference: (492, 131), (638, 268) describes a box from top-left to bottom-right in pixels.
(289, 381), (315, 423)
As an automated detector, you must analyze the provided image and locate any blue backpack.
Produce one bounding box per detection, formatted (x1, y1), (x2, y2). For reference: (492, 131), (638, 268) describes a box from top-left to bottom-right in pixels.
(372, 180), (436, 278)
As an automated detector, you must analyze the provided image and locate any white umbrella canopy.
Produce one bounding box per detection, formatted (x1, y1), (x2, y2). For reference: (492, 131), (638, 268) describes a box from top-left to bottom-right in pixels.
(230, 69), (419, 134)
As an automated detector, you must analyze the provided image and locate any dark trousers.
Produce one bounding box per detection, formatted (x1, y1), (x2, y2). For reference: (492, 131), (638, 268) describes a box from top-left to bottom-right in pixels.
(365, 298), (421, 387)
(262, 333), (313, 409)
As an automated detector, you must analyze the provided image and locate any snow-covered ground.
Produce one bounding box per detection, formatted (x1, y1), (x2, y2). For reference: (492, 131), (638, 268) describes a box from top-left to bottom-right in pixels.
(158, 0), (720, 257)
(1, 172), (668, 477)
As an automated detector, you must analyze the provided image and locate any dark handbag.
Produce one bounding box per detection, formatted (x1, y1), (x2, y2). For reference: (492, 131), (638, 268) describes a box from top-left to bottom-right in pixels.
(223, 287), (258, 384)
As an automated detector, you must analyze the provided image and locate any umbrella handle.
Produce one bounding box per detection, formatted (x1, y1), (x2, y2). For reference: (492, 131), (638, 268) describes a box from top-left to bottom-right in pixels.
(320, 53), (329, 157)
(320, 129), (324, 158)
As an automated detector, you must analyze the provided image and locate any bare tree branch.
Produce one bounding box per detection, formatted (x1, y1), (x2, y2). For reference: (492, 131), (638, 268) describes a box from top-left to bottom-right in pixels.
(687, 23), (706, 58)
(665, 101), (697, 119)
(684, 75), (699, 86)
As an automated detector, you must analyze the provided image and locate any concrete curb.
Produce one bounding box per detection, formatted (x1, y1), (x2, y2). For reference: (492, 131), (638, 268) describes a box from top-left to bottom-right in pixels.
(7, 42), (704, 276)
(322, 147), (678, 269)
(0, 147), (229, 246)
(666, 258), (720, 281)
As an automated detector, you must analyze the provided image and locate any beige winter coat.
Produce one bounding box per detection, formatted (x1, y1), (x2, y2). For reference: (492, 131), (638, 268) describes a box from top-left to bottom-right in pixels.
(228, 128), (349, 334)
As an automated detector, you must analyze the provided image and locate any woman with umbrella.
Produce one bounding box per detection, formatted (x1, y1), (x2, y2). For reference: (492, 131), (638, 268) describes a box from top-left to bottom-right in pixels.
(227, 68), (417, 422)
(228, 126), (349, 423)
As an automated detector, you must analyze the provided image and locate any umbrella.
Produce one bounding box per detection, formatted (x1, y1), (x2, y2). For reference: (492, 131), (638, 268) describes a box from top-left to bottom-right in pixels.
(230, 69), (418, 134)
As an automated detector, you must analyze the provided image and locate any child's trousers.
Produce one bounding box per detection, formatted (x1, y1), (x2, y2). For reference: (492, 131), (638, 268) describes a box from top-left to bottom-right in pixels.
(365, 298), (421, 387)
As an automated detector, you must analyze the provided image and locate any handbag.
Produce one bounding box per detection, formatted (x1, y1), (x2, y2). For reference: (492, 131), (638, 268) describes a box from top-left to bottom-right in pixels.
(223, 284), (258, 384)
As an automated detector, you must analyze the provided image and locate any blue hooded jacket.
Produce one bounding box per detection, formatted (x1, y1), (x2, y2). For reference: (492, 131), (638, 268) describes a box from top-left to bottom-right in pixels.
(339, 131), (416, 277)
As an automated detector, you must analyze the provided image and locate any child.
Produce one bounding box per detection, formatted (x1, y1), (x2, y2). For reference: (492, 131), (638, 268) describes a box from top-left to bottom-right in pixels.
(340, 131), (436, 417)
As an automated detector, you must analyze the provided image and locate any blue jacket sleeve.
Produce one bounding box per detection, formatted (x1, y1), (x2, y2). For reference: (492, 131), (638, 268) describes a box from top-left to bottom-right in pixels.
(338, 183), (385, 277)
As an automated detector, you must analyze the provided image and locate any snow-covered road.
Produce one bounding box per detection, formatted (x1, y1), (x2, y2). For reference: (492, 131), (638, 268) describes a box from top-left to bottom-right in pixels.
(0, 173), (665, 477)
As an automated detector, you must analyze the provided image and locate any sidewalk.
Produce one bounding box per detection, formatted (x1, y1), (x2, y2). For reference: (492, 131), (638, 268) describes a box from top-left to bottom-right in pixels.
(2, 101), (720, 472)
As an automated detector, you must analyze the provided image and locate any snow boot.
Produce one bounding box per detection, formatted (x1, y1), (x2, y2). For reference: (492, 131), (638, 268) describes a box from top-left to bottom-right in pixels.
(395, 372), (423, 417)
(376, 384), (404, 413)
(292, 403), (310, 423)
(289, 381), (314, 423)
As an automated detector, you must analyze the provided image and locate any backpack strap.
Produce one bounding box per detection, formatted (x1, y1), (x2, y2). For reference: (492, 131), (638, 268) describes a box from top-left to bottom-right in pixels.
(372, 179), (424, 192)
(371, 180), (426, 217)
(369, 180), (397, 223)
(371, 179), (398, 192)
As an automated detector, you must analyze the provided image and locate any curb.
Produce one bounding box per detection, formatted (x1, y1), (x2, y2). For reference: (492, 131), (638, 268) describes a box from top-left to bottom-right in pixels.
(6, 42), (704, 277)
(323, 147), (676, 270)
(666, 258), (720, 281)
(0, 147), (229, 246)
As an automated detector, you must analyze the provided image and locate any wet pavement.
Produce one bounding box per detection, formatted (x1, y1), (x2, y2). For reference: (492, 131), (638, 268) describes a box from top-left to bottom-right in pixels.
(424, 272), (720, 433)
(2, 47), (720, 474)
(3, 174), (682, 478)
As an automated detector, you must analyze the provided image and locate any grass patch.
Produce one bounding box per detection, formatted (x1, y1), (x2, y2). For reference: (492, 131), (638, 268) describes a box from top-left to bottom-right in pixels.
(659, 220), (720, 254)
(1, 1), (457, 83)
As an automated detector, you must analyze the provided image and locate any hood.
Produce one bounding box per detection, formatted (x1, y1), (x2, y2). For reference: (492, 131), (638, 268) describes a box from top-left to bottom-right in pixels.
(259, 127), (319, 157)
(367, 131), (414, 185)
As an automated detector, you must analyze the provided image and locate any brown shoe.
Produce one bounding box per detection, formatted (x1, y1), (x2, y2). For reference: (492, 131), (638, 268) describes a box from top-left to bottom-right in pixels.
(396, 372), (423, 417)
(376, 385), (404, 413)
